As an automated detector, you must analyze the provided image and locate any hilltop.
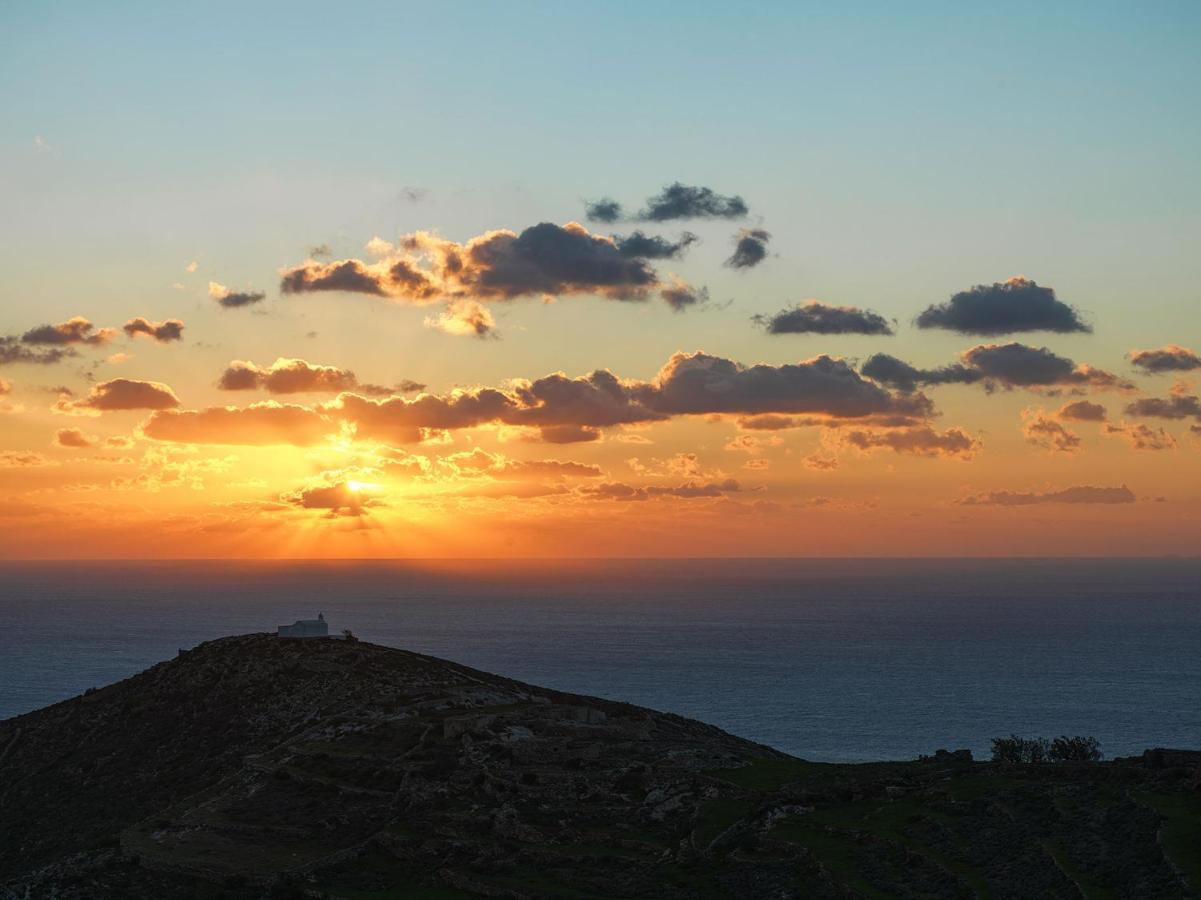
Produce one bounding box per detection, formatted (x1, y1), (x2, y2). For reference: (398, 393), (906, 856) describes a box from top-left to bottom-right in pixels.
(1, 634), (1198, 898)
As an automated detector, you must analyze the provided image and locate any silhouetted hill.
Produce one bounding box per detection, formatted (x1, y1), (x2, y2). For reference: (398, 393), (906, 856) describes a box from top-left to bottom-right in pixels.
(1, 634), (1198, 898)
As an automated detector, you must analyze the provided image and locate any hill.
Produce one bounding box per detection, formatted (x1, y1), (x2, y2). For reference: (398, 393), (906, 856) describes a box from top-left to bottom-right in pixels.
(0, 634), (1198, 898)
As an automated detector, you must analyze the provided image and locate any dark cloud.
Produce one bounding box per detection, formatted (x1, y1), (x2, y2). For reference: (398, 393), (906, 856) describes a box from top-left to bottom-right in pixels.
(279, 260), (398, 297)
(725, 229), (770, 269)
(55, 379), (180, 414)
(123, 317), (184, 343)
(638, 183), (748, 221)
(0, 337), (76, 366)
(282, 481), (379, 516)
(842, 425), (980, 458)
(1128, 345), (1201, 373)
(281, 223), (669, 307)
(660, 279), (708, 312)
(1058, 400), (1107, 422)
(1124, 393), (1201, 421)
(22, 317), (117, 346)
(584, 198), (624, 223)
(612, 231), (697, 259)
(758, 302), (894, 336)
(1022, 410), (1080, 453)
(586, 184), (749, 223)
(209, 282), (267, 309)
(915, 277), (1090, 335)
(308, 244), (332, 258)
(863, 344), (1130, 394)
(960, 485), (1136, 506)
(217, 358), (359, 394)
(536, 424), (602, 443)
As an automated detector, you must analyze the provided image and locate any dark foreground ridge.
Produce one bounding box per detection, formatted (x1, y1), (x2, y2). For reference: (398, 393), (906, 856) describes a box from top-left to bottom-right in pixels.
(1, 635), (1199, 899)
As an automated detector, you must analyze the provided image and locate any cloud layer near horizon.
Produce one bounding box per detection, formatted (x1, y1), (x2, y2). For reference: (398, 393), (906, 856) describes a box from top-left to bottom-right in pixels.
(142, 350), (933, 446)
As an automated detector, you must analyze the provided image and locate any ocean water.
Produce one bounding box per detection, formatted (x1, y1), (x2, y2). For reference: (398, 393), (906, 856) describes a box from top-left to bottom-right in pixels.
(0, 559), (1198, 763)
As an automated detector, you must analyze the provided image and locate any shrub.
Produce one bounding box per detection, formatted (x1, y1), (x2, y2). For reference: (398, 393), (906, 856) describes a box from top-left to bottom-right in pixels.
(1049, 735), (1102, 762)
(991, 735), (1050, 764)
(991, 734), (1102, 763)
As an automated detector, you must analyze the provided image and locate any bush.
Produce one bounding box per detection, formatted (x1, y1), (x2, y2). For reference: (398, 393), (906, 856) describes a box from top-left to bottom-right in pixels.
(991, 734), (1102, 764)
(1049, 735), (1102, 762)
(991, 735), (1050, 764)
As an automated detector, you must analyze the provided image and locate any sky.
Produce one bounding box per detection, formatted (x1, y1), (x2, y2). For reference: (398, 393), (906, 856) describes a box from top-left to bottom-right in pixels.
(1, 1), (1199, 558)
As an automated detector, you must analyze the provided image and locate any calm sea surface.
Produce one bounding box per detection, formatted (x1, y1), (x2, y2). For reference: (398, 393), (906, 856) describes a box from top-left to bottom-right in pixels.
(0, 559), (1198, 762)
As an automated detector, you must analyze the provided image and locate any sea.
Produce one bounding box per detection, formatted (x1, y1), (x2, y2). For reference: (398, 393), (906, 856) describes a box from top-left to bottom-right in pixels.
(0, 558), (1198, 763)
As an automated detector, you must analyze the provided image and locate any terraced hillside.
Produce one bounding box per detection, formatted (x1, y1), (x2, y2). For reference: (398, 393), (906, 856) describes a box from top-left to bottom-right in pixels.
(0, 634), (1198, 898)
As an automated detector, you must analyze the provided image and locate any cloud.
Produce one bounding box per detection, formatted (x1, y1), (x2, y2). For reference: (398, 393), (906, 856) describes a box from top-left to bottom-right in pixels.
(842, 426), (980, 458)
(1021, 409), (1081, 453)
(0, 451), (58, 468)
(915, 276), (1090, 335)
(308, 244), (332, 258)
(54, 427), (96, 449)
(647, 351), (911, 419)
(282, 222), (664, 304)
(152, 350), (927, 449)
(55, 379), (180, 415)
(583, 198), (623, 223)
(185, 261), (199, 273)
(1124, 392), (1201, 422)
(756, 301), (894, 336)
(1058, 400), (1107, 422)
(612, 231), (698, 259)
(862, 344), (1130, 394)
(1103, 422), (1178, 451)
(123, 317), (184, 343)
(659, 277), (708, 312)
(209, 282), (266, 309)
(424, 299), (497, 338)
(1128, 345), (1201, 374)
(217, 358), (360, 394)
(725, 229), (770, 269)
(441, 449), (603, 481)
(0, 337), (75, 366)
(142, 402), (336, 446)
(959, 485), (1136, 506)
(0, 379), (9, 395)
(582, 478), (741, 501)
(21, 317), (117, 346)
(585, 183), (749, 223)
(282, 480), (379, 516)
(637, 183), (748, 221)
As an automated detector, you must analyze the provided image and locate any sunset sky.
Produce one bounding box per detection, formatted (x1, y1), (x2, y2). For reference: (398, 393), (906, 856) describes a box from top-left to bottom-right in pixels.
(1, 2), (1199, 557)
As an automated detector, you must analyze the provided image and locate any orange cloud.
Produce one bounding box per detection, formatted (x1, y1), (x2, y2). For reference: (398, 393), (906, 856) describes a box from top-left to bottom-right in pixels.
(1021, 409), (1081, 453)
(142, 401), (336, 446)
(53, 428), (96, 449)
